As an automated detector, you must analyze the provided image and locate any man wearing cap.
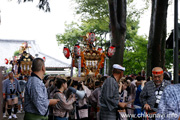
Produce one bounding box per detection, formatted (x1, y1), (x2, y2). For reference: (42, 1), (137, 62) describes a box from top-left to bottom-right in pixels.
(140, 67), (171, 119)
(100, 64), (127, 120)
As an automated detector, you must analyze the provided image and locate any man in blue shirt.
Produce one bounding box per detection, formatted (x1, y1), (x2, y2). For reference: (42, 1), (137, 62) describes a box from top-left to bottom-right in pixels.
(24, 58), (59, 120)
(157, 84), (180, 120)
(3, 71), (22, 119)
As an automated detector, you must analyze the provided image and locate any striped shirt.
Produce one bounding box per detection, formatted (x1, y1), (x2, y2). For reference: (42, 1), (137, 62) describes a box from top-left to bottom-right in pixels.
(157, 84), (180, 120)
(24, 73), (49, 116)
(140, 80), (170, 112)
(100, 75), (119, 111)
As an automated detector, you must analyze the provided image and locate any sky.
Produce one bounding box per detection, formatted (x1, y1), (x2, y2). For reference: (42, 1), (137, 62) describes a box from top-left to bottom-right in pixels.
(0, 0), (76, 64)
(0, 0), (179, 65)
(137, 0), (179, 37)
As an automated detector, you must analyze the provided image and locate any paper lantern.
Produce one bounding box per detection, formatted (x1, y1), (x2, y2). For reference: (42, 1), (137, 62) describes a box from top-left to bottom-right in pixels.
(74, 44), (81, 56)
(63, 47), (70, 59)
(87, 33), (96, 43)
(5, 58), (8, 64)
(98, 47), (103, 54)
(107, 46), (116, 58)
(43, 57), (46, 61)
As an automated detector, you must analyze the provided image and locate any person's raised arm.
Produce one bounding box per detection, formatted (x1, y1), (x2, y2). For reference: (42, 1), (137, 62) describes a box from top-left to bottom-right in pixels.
(49, 99), (59, 106)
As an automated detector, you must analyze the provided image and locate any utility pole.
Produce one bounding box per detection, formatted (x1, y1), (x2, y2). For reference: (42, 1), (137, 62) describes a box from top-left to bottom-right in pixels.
(0, 67), (4, 120)
(173, 0), (178, 84)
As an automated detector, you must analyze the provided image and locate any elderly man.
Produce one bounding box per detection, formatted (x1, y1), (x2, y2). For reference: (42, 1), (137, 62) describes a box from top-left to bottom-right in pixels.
(100, 64), (127, 120)
(140, 67), (171, 119)
(3, 71), (22, 119)
(24, 58), (59, 120)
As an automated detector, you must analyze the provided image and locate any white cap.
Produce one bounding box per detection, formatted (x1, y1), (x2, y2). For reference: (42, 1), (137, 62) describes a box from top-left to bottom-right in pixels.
(113, 64), (125, 71)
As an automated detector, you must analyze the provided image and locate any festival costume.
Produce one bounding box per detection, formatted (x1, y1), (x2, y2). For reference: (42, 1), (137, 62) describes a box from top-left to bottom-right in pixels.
(3, 78), (21, 100)
(24, 73), (49, 120)
(3, 77), (21, 118)
(157, 84), (180, 120)
(100, 75), (119, 120)
(140, 80), (170, 113)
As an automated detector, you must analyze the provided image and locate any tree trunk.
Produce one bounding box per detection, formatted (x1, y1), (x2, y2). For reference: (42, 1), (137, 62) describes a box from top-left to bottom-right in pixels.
(147, 0), (168, 77)
(108, 0), (126, 75)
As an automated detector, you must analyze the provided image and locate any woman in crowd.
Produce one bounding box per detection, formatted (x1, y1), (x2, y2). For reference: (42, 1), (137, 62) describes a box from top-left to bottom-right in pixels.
(133, 76), (146, 120)
(69, 79), (91, 120)
(118, 78), (129, 120)
(53, 77), (76, 120)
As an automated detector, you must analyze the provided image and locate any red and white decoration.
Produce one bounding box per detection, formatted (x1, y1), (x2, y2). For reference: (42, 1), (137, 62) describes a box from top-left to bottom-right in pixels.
(5, 58), (9, 64)
(98, 47), (103, 54)
(63, 47), (70, 59)
(107, 46), (116, 58)
(43, 57), (46, 61)
(87, 33), (96, 43)
(74, 44), (81, 56)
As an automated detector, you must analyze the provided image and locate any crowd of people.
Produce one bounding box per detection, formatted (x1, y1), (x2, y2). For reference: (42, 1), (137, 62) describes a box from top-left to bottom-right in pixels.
(2, 57), (176, 120)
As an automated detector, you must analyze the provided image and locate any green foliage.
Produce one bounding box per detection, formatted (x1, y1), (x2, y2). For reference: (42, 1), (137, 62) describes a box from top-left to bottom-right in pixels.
(57, 22), (82, 49)
(56, 21), (109, 50)
(165, 49), (173, 69)
(14, 50), (20, 56)
(74, 0), (109, 20)
(123, 19), (148, 75)
(6, 68), (12, 74)
(124, 36), (148, 75)
(57, 0), (111, 49)
(57, 0), (150, 75)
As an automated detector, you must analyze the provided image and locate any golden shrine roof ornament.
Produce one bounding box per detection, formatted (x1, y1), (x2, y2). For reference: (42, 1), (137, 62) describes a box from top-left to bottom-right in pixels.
(5, 42), (34, 77)
(20, 42), (31, 54)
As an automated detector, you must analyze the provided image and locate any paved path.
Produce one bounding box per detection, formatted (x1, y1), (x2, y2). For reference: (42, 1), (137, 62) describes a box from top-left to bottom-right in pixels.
(3, 113), (24, 120)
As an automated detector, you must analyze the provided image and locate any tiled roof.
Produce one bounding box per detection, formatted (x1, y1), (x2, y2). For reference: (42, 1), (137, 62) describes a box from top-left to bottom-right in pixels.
(0, 39), (70, 68)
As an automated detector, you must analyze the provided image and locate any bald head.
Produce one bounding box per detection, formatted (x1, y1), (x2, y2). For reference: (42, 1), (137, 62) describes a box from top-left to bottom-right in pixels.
(152, 67), (163, 72)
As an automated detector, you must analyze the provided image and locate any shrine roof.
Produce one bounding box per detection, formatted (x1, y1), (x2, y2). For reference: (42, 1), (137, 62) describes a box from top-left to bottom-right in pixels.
(0, 39), (70, 68)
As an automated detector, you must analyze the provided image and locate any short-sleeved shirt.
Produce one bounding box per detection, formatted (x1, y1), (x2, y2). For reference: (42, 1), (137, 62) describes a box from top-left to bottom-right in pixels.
(3, 78), (21, 100)
(24, 73), (49, 116)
